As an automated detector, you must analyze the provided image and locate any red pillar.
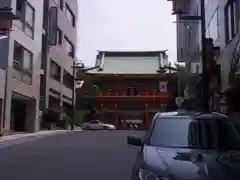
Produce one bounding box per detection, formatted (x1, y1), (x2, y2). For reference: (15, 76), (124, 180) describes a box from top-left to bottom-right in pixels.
(100, 104), (104, 122)
(145, 104), (149, 128)
(114, 104), (118, 127)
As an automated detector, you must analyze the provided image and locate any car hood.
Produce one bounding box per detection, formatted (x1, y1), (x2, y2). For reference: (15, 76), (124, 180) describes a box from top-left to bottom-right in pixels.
(143, 145), (240, 180)
(102, 123), (115, 127)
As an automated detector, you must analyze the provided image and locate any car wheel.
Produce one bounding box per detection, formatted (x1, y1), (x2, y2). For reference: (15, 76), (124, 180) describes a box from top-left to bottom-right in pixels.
(103, 126), (108, 130)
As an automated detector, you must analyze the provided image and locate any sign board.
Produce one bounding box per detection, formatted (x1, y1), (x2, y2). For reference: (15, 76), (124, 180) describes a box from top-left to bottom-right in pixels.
(76, 80), (84, 88)
(159, 81), (168, 92)
(175, 97), (184, 107)
(124, 120), (142, 123)
(48, 7), (58, 46)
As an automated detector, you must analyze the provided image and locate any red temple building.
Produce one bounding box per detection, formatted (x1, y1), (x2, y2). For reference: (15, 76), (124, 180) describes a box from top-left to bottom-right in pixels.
(82, 51), (178, 129)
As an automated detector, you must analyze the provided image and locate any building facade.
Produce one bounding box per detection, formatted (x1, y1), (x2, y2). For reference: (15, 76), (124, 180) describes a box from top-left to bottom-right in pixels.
(0, 0), (44, 133)
(0, 0), (78, 133)
(39, 0), (78, 121)
(170, 0), (240, 95)
(80, 51), (178, 129)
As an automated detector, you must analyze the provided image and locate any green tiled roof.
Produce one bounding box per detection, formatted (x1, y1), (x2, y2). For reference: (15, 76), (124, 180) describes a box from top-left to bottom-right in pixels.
(88, 50), (168, 74)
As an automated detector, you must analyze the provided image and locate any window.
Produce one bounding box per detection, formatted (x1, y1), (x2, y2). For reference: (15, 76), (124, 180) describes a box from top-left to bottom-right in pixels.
(50, 60), (61, 81)
(148, 117), (240, 150)
(23, 50), (33, 71)
(65, 3), (75, 27)
(126, 88), (131, 96)
(125, 87), (138, 96)
(225, 0), (239, 43)
(63, 70), (73, 89)
(16, 0), (25, 20)
(195, 4), (198, 16)
(15, 0), (35, 38)
(13, 42), (23, 69)
(25, 3), (35, 38)
(13, 41), (33, 73)
(133, 88), (138, 95)
(57, 28), (62, 45)
(206, 8), (220, 41)
(64, 36), (74, 57)
(89, 120), (100, 124)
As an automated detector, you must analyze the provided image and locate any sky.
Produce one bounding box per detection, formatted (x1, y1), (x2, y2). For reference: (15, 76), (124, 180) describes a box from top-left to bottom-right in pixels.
(77, 0), (176, 66)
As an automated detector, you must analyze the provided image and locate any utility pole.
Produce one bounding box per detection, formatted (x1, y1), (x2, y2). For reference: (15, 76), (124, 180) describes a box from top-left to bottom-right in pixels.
(71, 61), (76, 131)
(71, 63), (100, 131)
(177, 0), (208, 111)
(200, 0), (208, 111)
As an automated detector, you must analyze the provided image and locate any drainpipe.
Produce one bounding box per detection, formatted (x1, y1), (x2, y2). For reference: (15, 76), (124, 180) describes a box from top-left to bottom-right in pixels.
(71, 61), (76, 131)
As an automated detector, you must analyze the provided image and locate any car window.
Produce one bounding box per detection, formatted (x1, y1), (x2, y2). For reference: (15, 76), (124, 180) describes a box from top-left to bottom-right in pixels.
(88, 120), (99, 124)
(148, 117), (240, 150)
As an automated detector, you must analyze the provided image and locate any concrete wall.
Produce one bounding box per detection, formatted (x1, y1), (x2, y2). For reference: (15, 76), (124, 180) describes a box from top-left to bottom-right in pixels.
(3, 0), (44, 132)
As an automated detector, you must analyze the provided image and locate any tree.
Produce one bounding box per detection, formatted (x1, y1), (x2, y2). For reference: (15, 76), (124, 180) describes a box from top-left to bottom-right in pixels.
(75, 73), (99, 122)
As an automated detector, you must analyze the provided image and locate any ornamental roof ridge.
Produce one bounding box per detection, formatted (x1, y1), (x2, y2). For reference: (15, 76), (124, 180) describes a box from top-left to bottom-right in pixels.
(97, 50), (167, 53)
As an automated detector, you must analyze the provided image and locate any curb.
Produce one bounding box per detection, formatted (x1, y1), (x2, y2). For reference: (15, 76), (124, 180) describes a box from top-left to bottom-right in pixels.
(0, 129), (82, 148)
(0, 130), (67, 142)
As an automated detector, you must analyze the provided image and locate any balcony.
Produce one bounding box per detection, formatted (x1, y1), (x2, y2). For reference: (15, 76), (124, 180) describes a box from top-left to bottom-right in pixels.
(96, 91), (170, 97)
(88, 92), (171, 104)
(84, 91), (170, 100)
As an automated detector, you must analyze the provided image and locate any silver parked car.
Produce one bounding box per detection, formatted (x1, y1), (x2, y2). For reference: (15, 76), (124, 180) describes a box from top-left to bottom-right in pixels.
(82, 120), (116, 130)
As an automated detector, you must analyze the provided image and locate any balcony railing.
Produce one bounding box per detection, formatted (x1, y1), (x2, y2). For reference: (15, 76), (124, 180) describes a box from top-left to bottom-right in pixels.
(96, 92), (171, 97)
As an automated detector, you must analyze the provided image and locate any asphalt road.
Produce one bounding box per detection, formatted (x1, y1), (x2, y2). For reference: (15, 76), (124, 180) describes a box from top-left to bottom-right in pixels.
(0, 130), (145, 180)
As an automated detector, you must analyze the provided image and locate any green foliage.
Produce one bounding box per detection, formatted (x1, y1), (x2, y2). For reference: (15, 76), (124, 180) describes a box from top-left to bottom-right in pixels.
(76, 74), (98, 110)
(77, 75), (98, 96)
(74, 109), (92, 124)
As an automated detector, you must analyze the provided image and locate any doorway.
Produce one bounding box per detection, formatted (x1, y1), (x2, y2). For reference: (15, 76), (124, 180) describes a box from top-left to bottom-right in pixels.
(11, 100), (27, 132)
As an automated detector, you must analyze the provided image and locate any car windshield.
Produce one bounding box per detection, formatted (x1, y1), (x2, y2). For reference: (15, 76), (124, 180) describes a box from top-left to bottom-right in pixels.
(148, 117), (240, 150)
(89, 120), (99, 124)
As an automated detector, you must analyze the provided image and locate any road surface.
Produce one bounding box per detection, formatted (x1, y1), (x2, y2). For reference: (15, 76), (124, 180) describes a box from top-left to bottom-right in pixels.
(0, 130), (145, 180)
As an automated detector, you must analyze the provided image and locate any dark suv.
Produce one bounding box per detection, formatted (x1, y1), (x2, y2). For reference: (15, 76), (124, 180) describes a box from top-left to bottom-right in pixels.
(127, 111), (240, 180)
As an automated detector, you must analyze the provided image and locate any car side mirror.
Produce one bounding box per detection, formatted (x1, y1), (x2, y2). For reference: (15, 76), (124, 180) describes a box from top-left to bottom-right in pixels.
(127, 136), (142, 146)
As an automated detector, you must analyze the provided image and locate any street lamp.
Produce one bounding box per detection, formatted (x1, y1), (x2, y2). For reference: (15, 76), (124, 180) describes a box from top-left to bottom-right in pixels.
(175, 0), (209, 111)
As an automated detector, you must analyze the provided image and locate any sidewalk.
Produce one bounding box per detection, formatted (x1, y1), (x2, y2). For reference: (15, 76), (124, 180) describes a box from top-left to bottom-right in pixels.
(0, 128), (82, 148)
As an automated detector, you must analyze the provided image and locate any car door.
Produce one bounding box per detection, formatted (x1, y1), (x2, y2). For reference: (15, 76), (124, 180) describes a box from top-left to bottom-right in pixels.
(94, 120), (104, 129)
(88, 120), (101, 129)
